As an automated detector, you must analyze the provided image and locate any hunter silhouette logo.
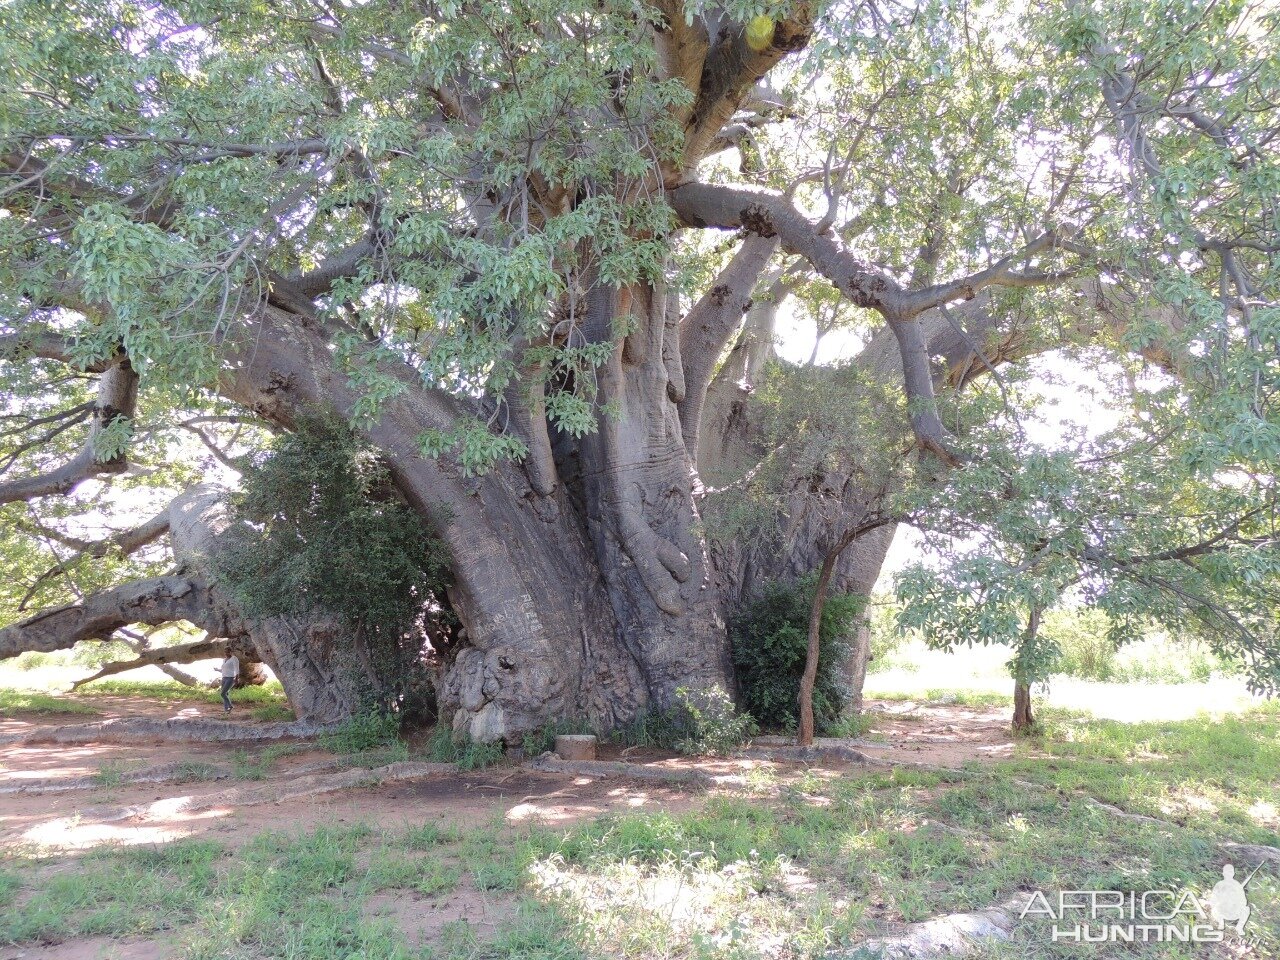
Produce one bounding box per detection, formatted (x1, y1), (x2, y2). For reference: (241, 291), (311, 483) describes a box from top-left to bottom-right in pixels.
(1208, 863), (1255, 935)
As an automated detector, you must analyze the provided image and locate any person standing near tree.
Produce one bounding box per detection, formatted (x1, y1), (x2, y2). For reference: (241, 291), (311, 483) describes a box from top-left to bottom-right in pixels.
(219, 653), (239, 713)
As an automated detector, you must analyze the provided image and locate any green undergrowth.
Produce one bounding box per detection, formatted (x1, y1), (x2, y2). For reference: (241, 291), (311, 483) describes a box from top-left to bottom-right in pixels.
(72, 678), (291, 707)
(0, 689), (100, 716)
(425, 727), (506, 770)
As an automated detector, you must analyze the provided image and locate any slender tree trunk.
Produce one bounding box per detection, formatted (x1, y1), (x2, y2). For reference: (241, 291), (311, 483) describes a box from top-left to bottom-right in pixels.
(799, 548), (840, 746)
(845, 614), (873, 716)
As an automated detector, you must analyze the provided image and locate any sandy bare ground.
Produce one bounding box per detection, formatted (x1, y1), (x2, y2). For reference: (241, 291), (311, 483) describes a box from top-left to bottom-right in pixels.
(0, 697), (1017, 853)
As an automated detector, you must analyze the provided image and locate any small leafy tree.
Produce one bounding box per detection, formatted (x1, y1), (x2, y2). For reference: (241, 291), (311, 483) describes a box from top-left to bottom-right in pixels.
(897, 411), (1280, 730)
(217, 411), (453, 719)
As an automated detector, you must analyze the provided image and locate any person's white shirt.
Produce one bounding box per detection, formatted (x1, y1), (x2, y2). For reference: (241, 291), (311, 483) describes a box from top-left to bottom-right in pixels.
(220, 655), (240, 678)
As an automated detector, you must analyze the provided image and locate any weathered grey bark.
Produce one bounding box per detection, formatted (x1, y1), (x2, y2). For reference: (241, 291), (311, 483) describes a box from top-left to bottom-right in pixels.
(844, 615), (873, 715)
(217, 304), (656, 742)
(236, 658), (269, 687)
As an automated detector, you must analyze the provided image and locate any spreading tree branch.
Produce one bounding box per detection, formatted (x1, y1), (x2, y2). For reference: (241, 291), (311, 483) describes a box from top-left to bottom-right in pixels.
(678, 233), (779, 461)
(19, 508), (171, 611)
(0, 575), (216, 658)
(0, 359), (139, 505)
(69, 635), (233, 689)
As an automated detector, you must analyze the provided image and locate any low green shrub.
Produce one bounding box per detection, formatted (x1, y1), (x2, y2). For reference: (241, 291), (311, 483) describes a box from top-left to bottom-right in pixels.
(609, 706), (696, 751)
(425, 727), (505, 770)
(674, 686), (757, 756)
(320, 711), (401, 754)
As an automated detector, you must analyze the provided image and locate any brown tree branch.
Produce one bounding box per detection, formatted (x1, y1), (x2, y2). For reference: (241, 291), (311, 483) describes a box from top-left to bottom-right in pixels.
(69, 635), (234, 689)
(680, 12), (816, 170)
(0, 575), (216, 658)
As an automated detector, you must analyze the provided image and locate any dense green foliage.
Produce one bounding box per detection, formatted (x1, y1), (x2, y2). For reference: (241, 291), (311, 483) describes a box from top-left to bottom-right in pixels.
(217, 413), (451, 715)
(730, 581), (863, 734)
(219, 412), (450, 636)
(671, 685), (759, 756)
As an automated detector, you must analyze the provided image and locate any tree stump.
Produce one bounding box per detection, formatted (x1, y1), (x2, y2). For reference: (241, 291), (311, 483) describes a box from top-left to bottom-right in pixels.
(554, 734), (597, 761)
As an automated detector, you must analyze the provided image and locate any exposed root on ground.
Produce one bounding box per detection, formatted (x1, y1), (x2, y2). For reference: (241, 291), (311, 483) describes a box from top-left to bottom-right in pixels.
(189, 760), (456, 809)
(0, 716), (331, 746)
(832, 897), (1023, 958)
(0, 757), (353, 796)
(739, 738), (871, 764)
(527, 754), (727, 786)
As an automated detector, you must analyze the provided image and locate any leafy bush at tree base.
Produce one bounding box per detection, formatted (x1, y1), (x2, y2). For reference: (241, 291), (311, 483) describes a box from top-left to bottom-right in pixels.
(216, 411), (453, 722)
(730, 580), (863, 734)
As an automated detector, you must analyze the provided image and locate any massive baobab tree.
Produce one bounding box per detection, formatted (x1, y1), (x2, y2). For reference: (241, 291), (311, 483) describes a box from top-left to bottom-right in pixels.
(1, 0), (1276, 739)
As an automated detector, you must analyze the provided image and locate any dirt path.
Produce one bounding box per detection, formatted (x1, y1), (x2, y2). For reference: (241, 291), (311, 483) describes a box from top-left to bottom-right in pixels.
(856, 699), (1020, 766)
(0, 696), (1017, 855)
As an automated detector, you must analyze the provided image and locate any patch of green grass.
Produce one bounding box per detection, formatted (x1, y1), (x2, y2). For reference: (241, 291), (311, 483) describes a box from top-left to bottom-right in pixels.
(472, 859), (522, 892)
(822, 712), (878, 738)
(400, 821), (462, 849)
(319, 711), (401, 754)
(607, 705), (693, 750)
(0, 869), (21, 908)
(485, 901), (582, 960)
(172, 760), (222, 782)
(231, 743), (297, 781)
(361, 849), (422, 890)
(5, 703), (1276, 960)
(0, 838), (221, 944)
(996, 702), (1280, 846)
(93, 759), (139, 787)
(426, 726), (505, 770)
(413, 858), (462, 897)
(74, 678), (289, 706)
(0, 689), (99, 716)
(251, 703), (296, 722)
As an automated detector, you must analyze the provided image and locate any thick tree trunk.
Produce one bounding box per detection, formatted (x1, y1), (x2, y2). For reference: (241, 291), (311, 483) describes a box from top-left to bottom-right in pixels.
(843, 615), (873, 716)
(220, 300), (715, 742)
